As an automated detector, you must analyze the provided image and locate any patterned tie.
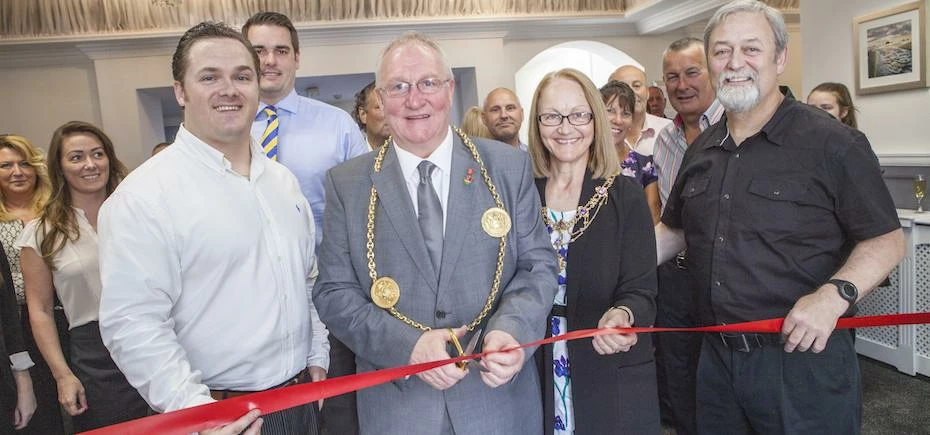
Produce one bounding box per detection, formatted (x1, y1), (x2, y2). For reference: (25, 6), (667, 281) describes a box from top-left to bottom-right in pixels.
(417, 161), (443, 276)
(260, 106), (279, 160)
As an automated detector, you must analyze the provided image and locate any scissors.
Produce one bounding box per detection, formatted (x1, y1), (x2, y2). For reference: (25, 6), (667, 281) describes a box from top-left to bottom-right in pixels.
(448, 328), (489, 372)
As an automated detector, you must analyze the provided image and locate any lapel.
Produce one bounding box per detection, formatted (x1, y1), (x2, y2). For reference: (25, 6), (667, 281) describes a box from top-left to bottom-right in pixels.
(370, 145), (439, 292)
(437, 133), (482, 292)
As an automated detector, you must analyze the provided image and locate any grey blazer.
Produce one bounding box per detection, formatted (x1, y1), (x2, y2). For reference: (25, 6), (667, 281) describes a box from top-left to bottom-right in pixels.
(313, 133), (558, 435)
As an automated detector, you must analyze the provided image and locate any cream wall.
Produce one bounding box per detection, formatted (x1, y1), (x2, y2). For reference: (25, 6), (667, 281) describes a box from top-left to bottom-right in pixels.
(0, 63), (100, 150)
(802, 0), (929, 160)
(0, 18), (803, 168)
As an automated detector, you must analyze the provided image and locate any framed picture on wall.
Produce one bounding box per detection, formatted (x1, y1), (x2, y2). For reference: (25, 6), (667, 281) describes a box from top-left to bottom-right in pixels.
(854, 1), (929, 95)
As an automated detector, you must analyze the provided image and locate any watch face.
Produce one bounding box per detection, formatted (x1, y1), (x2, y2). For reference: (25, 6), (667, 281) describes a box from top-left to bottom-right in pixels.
(839, 282), (857, 300)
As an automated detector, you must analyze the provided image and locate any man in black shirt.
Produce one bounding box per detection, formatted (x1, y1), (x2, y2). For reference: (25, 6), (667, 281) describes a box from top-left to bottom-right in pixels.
(656, 1), (904, 433)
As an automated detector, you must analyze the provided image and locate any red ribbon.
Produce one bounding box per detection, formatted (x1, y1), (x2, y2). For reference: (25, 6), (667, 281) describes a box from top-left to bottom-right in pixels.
(80, 312), (930, 435)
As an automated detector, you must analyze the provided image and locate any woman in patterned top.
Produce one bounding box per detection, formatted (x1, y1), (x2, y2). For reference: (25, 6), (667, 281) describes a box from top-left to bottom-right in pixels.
(528, 68), (660, 434)
(599, 81), (661, 224)
(0, 134), (65, 434)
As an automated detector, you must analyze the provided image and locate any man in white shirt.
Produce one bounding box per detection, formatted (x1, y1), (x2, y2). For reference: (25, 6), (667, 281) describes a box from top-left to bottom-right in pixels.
(608, 65), (672, 156)
(98, 22), (326, 435)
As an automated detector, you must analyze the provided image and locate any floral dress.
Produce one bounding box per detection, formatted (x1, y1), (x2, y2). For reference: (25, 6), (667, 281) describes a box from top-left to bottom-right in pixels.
(620, 149), (658, 188)
(546, 208), (575, 434)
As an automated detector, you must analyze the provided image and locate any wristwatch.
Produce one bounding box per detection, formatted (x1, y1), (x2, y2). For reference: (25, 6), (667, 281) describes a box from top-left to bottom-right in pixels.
(828, 279), (858, 317)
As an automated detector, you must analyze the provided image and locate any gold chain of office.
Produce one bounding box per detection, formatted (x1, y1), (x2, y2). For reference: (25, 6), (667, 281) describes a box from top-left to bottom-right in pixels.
(365, 127), (507, 332)
(540, 174), (617, 272)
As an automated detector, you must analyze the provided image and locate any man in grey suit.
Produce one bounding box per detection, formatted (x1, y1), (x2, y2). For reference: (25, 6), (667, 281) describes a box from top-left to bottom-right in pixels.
(313, 31), (558, 434)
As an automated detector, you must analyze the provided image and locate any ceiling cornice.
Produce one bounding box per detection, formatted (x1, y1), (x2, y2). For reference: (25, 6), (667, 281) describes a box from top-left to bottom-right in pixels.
(0, 4), (802, 69)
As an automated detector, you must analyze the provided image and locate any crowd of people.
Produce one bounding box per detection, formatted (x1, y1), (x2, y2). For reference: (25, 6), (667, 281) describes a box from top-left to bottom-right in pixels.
(0, 1), (903, 434)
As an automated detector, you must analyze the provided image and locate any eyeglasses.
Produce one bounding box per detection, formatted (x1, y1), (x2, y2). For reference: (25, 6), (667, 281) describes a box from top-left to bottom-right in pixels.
(379, 78), (451, 98)
(537, 111), (594, 127)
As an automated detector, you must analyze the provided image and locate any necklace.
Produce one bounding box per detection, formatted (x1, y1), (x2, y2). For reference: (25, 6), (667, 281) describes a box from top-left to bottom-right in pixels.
(541, 174), (617, 271)
(366, 127), (507, 332)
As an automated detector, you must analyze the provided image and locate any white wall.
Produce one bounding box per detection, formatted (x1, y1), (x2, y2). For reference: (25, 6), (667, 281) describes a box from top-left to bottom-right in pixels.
(802, 0), (929, 159)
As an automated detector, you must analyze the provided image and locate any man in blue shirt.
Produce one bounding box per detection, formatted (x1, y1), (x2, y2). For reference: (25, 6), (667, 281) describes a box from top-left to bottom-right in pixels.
(245, 12), (368, 249)
(244, 12), (368, 435)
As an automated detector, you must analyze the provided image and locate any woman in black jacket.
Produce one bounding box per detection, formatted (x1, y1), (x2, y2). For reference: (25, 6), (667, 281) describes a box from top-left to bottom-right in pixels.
(528, 68), (660, 434)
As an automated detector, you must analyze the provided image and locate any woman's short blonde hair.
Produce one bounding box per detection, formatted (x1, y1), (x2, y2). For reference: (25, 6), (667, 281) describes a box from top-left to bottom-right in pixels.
(527, 68), (618, 179)
(460, 106), (492, 139)
(0, 134), (51, 222)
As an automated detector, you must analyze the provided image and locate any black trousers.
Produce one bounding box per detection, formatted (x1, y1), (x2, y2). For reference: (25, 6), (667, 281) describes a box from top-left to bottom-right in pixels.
(320, 336), (359, 435)
(69, 322), (151, 432)
(696, 330), (861, 434)
(655, 260), (700, 435)
(19, 304), (67, 435)
(260, 402), (319, 435)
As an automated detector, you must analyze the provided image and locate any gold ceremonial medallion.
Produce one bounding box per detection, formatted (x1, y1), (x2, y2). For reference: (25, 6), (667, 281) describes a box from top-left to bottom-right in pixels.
(371, 277), (400, 309)
(481, 207), (511, 238)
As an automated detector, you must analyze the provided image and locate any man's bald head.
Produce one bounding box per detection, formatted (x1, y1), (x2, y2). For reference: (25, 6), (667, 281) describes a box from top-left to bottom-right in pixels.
(480, 87), (524, 147)
(608, 65), (648, 117)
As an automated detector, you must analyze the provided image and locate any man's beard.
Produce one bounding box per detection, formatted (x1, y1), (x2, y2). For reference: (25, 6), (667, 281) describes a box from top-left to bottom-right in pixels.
(716, 71), (760, 113)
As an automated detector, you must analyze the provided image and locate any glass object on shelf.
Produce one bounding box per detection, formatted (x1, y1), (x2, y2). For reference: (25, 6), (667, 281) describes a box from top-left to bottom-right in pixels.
(915, 174), (926, 213)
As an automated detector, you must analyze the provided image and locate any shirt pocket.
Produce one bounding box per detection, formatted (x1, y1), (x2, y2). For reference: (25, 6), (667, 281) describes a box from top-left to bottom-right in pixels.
(746, 177), (809, 235)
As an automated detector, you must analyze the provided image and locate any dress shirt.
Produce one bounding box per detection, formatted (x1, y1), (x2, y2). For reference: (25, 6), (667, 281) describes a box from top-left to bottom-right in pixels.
(98, 125), (326, 413)
(251, 90), (368, 246)
(17, 209), (102, 330)
(653, 99), (725, 207)
(629, 113), (672, 156)
(393, 127), (454, 233)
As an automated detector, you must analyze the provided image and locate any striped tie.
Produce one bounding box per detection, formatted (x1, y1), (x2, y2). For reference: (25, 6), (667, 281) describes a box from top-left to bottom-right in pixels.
(261, 106), (279, 160)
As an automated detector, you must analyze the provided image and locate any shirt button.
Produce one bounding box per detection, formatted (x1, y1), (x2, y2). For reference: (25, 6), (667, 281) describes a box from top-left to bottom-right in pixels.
(735, 153), (740, 159)
(715, 281), (722, 287)
(773, 190), (780, 196)
(717, 236), (725, 243)
(723, 193), (730, 200)
(436, 310), (446, 319)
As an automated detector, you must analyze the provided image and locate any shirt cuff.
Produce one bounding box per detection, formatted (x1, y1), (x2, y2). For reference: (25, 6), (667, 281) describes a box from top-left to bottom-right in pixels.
(10, 351), (35, 371)
(307, 355), (330, 373)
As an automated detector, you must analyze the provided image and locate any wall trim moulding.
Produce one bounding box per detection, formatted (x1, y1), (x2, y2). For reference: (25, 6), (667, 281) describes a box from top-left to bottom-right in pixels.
(879, 153), (930, 167)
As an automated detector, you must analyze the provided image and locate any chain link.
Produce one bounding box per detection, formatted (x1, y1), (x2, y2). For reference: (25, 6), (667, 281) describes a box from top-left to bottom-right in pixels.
(366, 129), (507, 332)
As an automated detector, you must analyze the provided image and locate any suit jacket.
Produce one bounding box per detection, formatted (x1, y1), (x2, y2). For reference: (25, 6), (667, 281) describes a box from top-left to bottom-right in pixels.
(535, 173), (660, 434)
(314, 132), (558, 435)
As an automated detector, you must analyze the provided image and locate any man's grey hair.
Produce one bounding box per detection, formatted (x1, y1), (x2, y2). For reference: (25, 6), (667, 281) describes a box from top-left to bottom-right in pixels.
(375, 31), (454, 84)
(703, 0), (788, 59)
(662, 36), (704, 60)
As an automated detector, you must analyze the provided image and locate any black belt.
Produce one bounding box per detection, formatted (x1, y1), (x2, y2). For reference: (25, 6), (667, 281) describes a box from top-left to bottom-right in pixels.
(717, 332), (781, 353)
(675, 252), (687, 270)
(549, 305), (567, 318)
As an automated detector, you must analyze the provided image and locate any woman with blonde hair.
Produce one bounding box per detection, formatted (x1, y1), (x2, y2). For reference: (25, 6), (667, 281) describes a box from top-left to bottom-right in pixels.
(18, 121), (149, 431)
(0, 134), (64, 434)
(461, 105), (492, 139)
(529, 68), (660, 434)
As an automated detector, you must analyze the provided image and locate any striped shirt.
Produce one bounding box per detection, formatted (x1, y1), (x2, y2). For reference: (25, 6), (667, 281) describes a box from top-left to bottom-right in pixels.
(654, 99), (725, 208)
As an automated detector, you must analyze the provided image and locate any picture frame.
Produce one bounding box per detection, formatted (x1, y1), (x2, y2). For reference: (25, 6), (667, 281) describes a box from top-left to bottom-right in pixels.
(854, 1), (929, 95)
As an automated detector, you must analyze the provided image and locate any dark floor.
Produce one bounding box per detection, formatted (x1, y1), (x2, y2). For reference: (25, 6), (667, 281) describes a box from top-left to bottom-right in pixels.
(660, 355), (930, 435)
(861, 356), (930, 435)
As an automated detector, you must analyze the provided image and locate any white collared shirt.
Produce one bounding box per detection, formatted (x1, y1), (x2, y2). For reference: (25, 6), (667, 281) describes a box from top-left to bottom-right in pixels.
(393, 127), (454, 233)
(98, 125), (326, 413)
(630, 113), (673, 156)
(18, 208), (103, 330)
